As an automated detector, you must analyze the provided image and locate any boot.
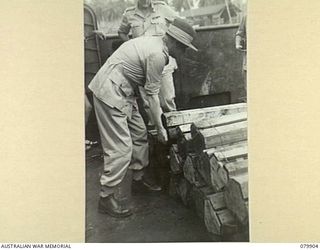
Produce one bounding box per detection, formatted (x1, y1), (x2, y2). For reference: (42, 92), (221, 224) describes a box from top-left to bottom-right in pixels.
(141, 174), (162, 191)
(132, 173), (162, 192)
(98, 195), (132, 218)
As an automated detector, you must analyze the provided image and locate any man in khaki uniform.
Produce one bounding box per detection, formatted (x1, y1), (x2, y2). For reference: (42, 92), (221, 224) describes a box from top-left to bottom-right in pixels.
(118, 0), (179, 115)
(235, 15), (247, 92)
(89, 18), (197, 218)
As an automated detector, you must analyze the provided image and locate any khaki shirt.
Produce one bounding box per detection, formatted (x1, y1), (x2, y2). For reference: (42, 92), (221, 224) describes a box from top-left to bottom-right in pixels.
(236, 15), (246, 48)
(118, 1), (177, 38)
(88, 36), (169, 112)
(236, 15), (247, 70)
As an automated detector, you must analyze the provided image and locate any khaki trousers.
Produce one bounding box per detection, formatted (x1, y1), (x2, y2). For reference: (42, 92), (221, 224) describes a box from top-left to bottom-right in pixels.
(93, 95), (149, 197)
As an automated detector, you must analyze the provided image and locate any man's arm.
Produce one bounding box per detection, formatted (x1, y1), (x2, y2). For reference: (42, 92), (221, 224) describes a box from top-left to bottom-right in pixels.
(118, 12), (131, 42)
(144, 53), (168, 143)
(235, 35), (243, 50)
(235, 16), (246, 50)
(92, 30), (106, 40)
(147, 95), (167, 142)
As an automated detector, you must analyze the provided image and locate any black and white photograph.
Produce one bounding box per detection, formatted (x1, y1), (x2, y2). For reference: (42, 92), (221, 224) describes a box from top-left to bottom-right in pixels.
(84, 0), (247, 243)
(3, 0), (320, 245)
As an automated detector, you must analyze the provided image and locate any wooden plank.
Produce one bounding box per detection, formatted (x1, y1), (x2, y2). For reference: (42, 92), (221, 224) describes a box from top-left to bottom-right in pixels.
(162, 103), (247, 128)
(224, 172), (249, 225)
(183, 154), (197, 185)
(177, 132), (194, 160)
(198, 152), (213, 187)
(177, 177), (192, 207)
(168, 124), (192, 141)
(198, 150), (222, 190)
(218, 159), (248, 185)
(192, 121), (247, 153)
(183, 154), (206, 188)
(190, 186), (215, 220)
(177, 124), (192, 138)
(214, 144), (248, 162)
(169, 144), (183, 174)
(198, 141), (247, 189)
(198, 121), (247, 139)
(217, 209), (236, 226)
(204, 201), (237, 236)
(206, 192), (226, 211)
(218, 209), (239, 236)
(198, 155), (224, 190)
(211, 169), (225, 191)
(229, 172), (248, 200)
(191, 112), (247, 137)
(205, 140), (247, 155)
(201, 141), (247, 172)
(204, 200), (221, 235)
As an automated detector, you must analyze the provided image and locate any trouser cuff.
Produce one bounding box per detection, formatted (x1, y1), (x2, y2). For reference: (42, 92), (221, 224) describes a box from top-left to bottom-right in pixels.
(99, 185), (117, 198)
(132, 169), (144, 181)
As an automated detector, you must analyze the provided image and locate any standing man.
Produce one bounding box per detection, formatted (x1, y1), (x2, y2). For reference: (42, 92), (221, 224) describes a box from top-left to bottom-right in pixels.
(118, 0), (179, 116)
(89, 18), (197, 218)
(235, 15), (247, 93)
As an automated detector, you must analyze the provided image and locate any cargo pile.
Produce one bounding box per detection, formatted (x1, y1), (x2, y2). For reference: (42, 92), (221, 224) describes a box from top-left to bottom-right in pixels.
(162, 103), (248, 239)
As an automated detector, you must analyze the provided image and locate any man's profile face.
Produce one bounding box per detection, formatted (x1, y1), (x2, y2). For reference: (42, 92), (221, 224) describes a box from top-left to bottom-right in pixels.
(169, 40), (187, 60)
(138, 0), (152, 8)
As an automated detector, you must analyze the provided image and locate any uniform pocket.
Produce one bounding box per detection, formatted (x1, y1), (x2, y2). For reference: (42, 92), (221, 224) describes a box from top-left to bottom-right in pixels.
(108, 65), (135, 97)
(119, 82), (135, 97)
(150, 16), (166, 36)
(130, 21), (144, 38)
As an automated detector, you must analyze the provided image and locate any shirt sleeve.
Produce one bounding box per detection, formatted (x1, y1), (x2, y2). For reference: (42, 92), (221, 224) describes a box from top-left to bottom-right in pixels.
(144, 53), (167, 96)
(118, 12), (131, 35)
(160, 4), (178, 24)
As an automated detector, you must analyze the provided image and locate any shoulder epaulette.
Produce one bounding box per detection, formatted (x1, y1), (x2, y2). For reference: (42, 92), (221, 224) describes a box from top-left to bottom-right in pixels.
(152, 1), (167, 6)
(124, 6), (136, 13)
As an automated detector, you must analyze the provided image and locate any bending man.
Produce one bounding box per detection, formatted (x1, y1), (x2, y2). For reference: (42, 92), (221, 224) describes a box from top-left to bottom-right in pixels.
(89, 18), (198, 218)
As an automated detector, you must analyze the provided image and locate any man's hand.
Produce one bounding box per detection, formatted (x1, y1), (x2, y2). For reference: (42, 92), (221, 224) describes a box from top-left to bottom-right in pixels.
(118, 32), (130, 42)
(93, 30), (106, 40)
(146, 94), (168, 143)
(157, 127), (168, 144)
(235, 36), (243, 50)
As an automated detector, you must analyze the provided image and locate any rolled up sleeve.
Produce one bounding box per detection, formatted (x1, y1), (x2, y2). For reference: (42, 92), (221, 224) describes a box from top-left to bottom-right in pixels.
(118, 14), (131, 35)
(144, 53), (167, 96)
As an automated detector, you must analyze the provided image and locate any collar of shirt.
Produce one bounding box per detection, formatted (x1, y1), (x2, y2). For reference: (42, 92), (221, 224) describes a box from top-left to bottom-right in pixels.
(134, 2), (155, 18)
